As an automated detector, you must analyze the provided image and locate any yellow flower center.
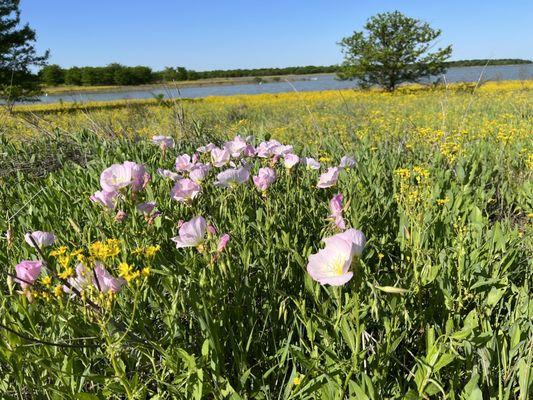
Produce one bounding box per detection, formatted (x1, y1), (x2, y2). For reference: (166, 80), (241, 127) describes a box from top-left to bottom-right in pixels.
(331, 255), (346, 276)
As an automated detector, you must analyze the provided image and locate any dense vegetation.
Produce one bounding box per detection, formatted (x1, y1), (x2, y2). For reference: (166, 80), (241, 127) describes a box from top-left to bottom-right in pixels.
(37, 59), (531, 87)
(1, 82), (531, 398)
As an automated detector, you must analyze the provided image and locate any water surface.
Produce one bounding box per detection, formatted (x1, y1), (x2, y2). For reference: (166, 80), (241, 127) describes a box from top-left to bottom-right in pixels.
(38, 64), (533, 104)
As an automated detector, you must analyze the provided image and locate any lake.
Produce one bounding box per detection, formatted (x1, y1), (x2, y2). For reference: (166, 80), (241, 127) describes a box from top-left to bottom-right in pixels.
(38, 64), (532, 104)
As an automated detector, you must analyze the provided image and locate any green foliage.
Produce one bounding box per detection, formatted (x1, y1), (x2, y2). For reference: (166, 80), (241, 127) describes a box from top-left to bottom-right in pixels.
(338, 11), (452, 91)
(0, 0), (49, 105)
(58, 64), (154, 86)
(445, 58), (532, 67)
(39, 64), (65, 86)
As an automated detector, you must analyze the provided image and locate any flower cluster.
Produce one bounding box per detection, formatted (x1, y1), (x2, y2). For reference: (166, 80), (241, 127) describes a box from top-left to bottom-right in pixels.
(13, 134), (365, 304)
(91, 161), (151, 211)
(11, 231), (154, 303)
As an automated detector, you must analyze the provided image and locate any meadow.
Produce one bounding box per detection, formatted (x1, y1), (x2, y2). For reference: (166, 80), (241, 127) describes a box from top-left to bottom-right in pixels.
(0, 81), (532, 399)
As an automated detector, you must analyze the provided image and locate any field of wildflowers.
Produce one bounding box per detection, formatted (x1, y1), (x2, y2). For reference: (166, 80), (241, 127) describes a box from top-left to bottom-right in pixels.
(0, 81), (532, 399)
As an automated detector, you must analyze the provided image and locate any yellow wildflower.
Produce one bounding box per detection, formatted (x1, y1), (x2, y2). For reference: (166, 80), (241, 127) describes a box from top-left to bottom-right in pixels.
(141, 267), (151, 277)
(49, 246), (67, 257)
(58, 267), (74, 280)
(118, 262), (140, 283)
(144, 245), (160, 258)
(131, 247), (144, 255)
(58, 254), (71, 268)
(89, 239), (121, 260)
(41, 276), (52, 287)
(53, 285), (63, 297)
(70, 249), (84, 257)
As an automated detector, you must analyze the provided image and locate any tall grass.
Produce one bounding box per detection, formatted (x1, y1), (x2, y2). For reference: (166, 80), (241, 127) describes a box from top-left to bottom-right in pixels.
(0, 83), (531, 399)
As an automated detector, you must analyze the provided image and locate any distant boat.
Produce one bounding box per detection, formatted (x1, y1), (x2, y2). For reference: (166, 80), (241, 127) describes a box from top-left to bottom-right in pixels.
(310, 77), (318, 81)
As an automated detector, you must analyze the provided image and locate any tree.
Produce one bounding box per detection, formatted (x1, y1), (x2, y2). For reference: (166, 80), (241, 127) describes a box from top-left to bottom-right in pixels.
(64, 66), (82, 85)
(338, 11), (452, 91)
(0, 0), (49, 106)
(39, 64), (64, 85)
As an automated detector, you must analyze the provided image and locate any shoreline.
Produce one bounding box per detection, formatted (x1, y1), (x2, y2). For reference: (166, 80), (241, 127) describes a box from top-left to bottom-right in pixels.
(41, 63), (533, 97)
(43, 73), (331, 96)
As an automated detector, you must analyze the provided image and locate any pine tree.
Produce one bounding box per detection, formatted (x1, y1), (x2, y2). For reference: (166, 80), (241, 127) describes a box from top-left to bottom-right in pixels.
(0, 0), (49, 108)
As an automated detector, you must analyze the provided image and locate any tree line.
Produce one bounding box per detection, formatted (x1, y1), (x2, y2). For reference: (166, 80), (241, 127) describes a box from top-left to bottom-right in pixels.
(37, 59), (531, 87)
(38, 64), (340, 86)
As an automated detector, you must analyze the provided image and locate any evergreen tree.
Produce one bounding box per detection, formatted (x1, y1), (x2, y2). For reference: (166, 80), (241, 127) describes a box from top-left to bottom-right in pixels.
(0, 0), (49, 106)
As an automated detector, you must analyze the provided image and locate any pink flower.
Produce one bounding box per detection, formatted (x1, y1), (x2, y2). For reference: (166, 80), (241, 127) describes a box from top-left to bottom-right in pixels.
(211, 147), (231, 167)
(214, 166), (250, 188)
(64, 263), (92, 294)
(273, 144), (293, 156)
(136, 201), (156, 215)
(152, 135), (175, 149)
(256, 140), (281, 158)
(175, 154), (194, 172)
(15, 260), (42, 289)
(217, 233), (230, 252)
(283, 153), (300, 169)
(189, 163), (211, 183)
(157, 168), (181, 181)
(317, 167), (340, 188)
(114, 210), (127, 222)
(100, 164), (132, 192)
(242, 144), (256, 157)
(306, 228), (366, 286)
(303, 157), (321, 170)
(339, 155), (356, 169)
(171, 216), (207, 248)
(224, 135), (248, 158)
(123, 161), (149, 192)
(94, 262), (126, 293)
(170, 178), (201, 202)
(197, 143), (216, 153)
(329, 194), (346, 229)
(90, 190), (117, 210)
(324, 229), (366, 258)
(253, 167), (276, 192)
(24, 231), (55, 248)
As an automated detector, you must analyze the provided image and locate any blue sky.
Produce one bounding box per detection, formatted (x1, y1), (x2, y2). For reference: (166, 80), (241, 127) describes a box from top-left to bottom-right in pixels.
(20, 0), (533, 71)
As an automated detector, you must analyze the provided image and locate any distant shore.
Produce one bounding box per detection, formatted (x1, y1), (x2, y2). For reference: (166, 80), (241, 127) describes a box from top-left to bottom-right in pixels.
(43, 73), (328, 96)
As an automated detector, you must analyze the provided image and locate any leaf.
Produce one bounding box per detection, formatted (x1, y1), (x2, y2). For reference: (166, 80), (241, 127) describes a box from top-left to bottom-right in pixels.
(433, 353), (455, 372)
(468, 387), (483, 400)
(518, 358), (531, 400)
(375, 285), (408, 294)
(486, 286), (506, 308)
(469, 206), (483, 226)
(349, 383), (370, 400)
(76, 394), (99, 400)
